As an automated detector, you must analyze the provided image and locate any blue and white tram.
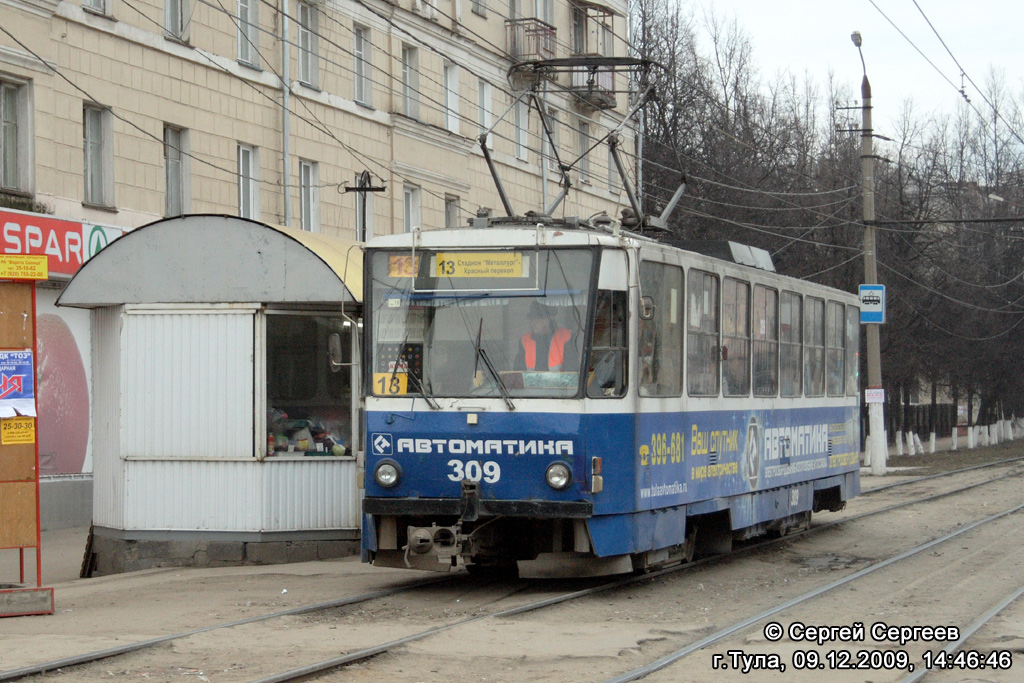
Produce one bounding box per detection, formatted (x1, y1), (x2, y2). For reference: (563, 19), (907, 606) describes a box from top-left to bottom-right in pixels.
(361, 219), (861, 577)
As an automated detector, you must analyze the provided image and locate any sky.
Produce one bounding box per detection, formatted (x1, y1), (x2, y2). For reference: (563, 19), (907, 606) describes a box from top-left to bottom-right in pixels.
(692, 0), (1024, 134)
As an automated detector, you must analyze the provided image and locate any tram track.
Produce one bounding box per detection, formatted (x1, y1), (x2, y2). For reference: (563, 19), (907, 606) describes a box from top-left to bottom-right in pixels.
(4, 456), (1024, 683)
(605, 500), (1024, 682)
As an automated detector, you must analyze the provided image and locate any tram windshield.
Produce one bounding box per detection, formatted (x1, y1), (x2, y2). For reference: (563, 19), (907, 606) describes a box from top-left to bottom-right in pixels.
(368, 248), (594, 399)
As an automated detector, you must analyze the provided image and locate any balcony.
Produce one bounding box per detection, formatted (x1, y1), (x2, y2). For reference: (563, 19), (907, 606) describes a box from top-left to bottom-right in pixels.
(570, 65), (615, 110)
(506, 17), (556, 62)
(568, 2), (617, 109)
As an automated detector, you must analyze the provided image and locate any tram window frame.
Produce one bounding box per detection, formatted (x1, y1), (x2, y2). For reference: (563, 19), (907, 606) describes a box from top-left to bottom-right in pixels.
(846, 305), (860, 397)
(687, 269), (720, 397)
(587, 288), (629, 398)
(638, 261), (684, 397)
(722, 277), (751, 397)
(805, 296), (826, 397)
(780, 291), (802, 397)
(826, 300), (846, 396)
(753, 285), (779, 397)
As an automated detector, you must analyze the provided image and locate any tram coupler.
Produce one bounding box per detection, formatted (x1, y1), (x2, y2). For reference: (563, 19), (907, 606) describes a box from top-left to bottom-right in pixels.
(460, 479), (481, 522)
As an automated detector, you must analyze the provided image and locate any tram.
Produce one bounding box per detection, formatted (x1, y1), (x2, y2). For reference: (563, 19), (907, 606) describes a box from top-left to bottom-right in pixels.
(360, 216), (861, 577)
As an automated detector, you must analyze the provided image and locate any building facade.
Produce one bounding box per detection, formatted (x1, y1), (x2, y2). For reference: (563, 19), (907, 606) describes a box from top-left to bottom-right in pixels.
(3, 0), (636, 237)
(1, 0), (637, 531)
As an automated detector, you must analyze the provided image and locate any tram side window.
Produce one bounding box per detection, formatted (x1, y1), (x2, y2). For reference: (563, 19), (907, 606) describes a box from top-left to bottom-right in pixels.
(687, 270), (720, 396)
(722, 278), (750, 396)
(753, 285), (779, 397)
(780, 291), (802, 397)
(588, 289), (628, 397)
(639, 262), (683, 396)
(805, 297), (825, 397)
(846, 305), (860, 397)
(826, 301), (846, 396)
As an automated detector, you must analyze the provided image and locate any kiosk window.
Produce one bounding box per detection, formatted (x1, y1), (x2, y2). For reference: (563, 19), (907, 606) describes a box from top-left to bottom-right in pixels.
(266, 314), (354, 456)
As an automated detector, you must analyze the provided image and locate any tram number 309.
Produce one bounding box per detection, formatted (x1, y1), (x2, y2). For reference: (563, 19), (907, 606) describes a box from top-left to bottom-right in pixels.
(447, 460), (501, 483)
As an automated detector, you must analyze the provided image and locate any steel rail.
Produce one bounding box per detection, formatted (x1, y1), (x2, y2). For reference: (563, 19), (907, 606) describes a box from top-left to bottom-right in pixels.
(603, 502), (1024, 683)
(897, 583), (1024, 683)
(0, 576), (454, 681)
(249, 467), (1024, 682)
(5, 456), (1023, 682)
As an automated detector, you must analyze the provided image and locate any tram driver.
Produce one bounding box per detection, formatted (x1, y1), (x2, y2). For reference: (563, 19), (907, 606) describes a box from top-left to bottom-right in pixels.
(515, 301), (578, 372)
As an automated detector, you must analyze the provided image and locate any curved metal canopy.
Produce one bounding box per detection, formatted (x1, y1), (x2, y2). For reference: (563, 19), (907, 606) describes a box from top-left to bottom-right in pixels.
(57, 215), (363, 308)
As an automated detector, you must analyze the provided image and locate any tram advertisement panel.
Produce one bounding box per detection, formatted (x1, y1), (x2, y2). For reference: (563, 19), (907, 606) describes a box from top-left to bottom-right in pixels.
(635, 406), (859, 509)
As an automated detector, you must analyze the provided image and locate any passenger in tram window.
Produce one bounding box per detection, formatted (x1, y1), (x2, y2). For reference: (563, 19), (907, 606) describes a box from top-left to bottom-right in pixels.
(516, 301), (578, 371)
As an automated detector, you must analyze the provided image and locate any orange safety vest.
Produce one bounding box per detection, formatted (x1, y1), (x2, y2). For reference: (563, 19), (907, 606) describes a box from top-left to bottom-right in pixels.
(521, 328), (571, 370)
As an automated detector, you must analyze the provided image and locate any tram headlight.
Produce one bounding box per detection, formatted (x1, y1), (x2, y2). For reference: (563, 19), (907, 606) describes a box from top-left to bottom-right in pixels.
(545, 462), (572, 491)
(374, 460), (401, 488)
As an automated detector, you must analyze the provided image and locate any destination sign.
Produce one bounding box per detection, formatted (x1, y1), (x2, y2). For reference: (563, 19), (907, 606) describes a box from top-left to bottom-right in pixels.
(434, 252), (523, 278)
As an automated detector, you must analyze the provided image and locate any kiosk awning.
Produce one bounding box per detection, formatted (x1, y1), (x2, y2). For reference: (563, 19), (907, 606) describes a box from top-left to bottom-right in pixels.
(57, 215), (363, 308)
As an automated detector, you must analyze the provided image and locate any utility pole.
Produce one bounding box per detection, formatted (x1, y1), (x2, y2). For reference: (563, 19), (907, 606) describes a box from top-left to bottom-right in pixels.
(345, 170), (386, 242)
(853, 31), (887, 475)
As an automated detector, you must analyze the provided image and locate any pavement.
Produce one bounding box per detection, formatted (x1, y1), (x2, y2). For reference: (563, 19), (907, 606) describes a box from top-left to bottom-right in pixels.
(0, 526), (90, 587)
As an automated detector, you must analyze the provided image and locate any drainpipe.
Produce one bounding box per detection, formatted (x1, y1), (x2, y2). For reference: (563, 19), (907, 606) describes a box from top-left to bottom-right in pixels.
(281, 0), (292, 226)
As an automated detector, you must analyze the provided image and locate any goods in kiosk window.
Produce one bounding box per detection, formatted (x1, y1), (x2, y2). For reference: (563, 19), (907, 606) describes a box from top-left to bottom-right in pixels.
(266, 410), (347, 456)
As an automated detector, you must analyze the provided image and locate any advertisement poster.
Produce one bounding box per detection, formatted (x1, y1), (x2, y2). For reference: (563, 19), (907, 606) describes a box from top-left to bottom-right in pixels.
(0, 349), (36, 417)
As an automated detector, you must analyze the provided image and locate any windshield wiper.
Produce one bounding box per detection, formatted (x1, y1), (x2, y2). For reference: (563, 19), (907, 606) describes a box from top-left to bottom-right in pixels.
(407, 368), (440, 410)
(476, 345), (515, 411)
(389, 336), (439, 410)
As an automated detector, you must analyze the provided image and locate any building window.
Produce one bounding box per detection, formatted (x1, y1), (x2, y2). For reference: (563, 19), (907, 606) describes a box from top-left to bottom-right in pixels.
(237, 143), (258, 219)
(299, 159), (319, 232)
(514, 99), (528, 161)
(297, 2), (318, 87)
(444, 64), (459, 134)
(238, 0), (260, 66)
(1, 80), (29, 194)
(83, 0), (107, 14)
(355, 174), (375, 241)
(780, 291), (802, 397)
(607, 142), (619, 192)
(444, 195), (460, 229)
(477, 79), (492, 145)
(535, 0), (553, 24)
(401, 46), (419, 119)
(164, 125), (189, 216)
(577, 119), (590, 184)
(472, 0), (486, 17)
(403, 185), (421, 233)
(165, 0), (190, 40)
(354, 26), (371, 106)
(83, 104), (113, 207)
(687, 270), (720, 396)
(545, 107), (559, 172)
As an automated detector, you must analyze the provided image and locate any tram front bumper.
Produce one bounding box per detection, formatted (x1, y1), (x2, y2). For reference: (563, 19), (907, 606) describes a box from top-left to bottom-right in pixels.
(363, 497), (593, 518)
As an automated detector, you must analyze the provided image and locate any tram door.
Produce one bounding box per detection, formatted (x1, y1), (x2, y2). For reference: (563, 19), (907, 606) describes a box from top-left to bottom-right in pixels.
(635, 260), (686, 511)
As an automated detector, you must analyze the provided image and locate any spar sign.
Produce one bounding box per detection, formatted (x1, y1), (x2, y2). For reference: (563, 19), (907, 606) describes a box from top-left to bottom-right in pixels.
(1, 209), (123, 278)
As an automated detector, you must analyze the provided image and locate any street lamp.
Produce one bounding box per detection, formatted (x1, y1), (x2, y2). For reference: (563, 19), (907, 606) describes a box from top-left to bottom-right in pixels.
(852, 30), (887, 475)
